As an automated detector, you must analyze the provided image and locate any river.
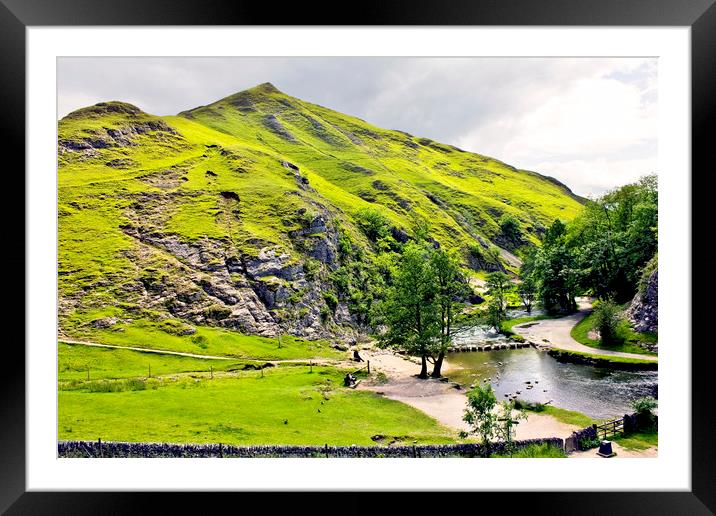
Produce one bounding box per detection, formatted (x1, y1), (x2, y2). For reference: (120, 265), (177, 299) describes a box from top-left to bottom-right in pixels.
(446, 341), (657, 420)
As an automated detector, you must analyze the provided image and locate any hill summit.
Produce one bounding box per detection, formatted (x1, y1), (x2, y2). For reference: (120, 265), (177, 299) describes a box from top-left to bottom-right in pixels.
(58, 83), (584, 340)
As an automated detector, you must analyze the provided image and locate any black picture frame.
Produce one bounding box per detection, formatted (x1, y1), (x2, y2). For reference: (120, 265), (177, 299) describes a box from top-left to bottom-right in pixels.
(2, 1), (712, 513)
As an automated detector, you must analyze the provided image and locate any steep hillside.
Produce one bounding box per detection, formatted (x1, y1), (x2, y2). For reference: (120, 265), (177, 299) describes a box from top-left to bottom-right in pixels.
(58, 83), (583, 342)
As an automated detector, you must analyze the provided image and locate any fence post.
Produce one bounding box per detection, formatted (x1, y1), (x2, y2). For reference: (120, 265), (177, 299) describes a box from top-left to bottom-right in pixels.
(87, 366), (90, 381)
(219, 443), (223, 458)
(98, 437), (102, 458)
(367, 360), (370, 374)
(325, 444), (329, 458)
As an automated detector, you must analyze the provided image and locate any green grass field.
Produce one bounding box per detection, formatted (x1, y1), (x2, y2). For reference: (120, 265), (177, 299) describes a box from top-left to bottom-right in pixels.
(571, 313), (657, 356)
(58, 346), (457, 446)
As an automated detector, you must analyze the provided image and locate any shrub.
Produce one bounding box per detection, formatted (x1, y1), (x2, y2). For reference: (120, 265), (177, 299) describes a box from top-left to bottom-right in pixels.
(204, 304), (232, 320)
(355, 208), (391, 242)
(632, 396), (658, 429)
(593, 298), (621, 344)
(322, 291), (338, 312)
(499, 214), (522, 241)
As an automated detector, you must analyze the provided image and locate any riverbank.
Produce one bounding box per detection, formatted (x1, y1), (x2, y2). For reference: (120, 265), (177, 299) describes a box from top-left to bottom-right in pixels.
(358, 349), (584, 441)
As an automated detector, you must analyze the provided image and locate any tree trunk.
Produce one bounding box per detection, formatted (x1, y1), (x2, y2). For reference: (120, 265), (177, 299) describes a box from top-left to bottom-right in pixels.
(431, 352), (445, 378)
(419, 355), (429, 379)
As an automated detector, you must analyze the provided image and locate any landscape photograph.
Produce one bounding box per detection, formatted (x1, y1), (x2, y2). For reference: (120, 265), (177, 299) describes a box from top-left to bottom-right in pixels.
(57, 57), (659, 459)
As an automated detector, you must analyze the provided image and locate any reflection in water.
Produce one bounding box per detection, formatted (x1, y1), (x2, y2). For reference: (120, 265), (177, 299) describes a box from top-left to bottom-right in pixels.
(446, 348), (657, 420)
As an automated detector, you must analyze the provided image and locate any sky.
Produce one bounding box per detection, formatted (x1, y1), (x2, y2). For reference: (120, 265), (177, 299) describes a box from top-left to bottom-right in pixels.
(57, 57), (657, 197)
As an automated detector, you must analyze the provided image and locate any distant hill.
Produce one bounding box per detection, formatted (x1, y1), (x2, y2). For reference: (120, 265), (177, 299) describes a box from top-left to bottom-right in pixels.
(58, 82), (584, 340)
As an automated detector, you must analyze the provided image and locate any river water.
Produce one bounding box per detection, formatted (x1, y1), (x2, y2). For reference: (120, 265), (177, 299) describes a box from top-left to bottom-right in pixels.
(445, 346), (657, 420)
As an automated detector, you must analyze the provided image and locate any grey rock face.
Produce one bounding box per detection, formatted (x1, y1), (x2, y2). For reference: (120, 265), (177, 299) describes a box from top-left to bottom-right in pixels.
(626, 269), (658, 333)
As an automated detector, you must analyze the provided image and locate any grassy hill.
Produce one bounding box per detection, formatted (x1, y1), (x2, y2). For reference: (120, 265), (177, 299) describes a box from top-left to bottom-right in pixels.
(58, 82), (583, 347)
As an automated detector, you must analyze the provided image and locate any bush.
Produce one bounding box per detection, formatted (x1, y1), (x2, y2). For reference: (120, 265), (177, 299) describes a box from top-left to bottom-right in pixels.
(632, 396), (658, 429)
(593, 298), (621, 344)
(355, 208), (391, 242)
(322, 291), (338, 312)
(499, 214), (522, 241)
(204, 304), (232, 320)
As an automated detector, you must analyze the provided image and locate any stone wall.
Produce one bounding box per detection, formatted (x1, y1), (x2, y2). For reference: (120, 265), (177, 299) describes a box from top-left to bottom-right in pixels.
(58, 437), (565, 458)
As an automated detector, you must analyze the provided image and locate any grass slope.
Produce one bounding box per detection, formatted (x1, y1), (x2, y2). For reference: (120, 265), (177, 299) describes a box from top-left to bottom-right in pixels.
(57, 83), (583, 355)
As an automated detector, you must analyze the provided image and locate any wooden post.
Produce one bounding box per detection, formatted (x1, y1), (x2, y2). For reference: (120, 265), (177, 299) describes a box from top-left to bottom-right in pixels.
(87, 366), (90, 381)
(148, 363), (151, 379)
(98, 437), (102, 458)
(219, 443), (223, 458)
(367, 360), (370, 374)
(325, 444), (329, 458)
(310, 360), (313, 373)
(261, 367), (264, 378)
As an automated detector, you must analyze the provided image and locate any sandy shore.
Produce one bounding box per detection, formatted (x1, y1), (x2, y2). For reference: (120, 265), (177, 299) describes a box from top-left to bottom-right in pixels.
(357, 347), (656, 457)
(357, 348), (581, 440)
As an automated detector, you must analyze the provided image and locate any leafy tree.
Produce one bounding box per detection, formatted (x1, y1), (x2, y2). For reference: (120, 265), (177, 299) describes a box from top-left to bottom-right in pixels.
(566, 174), (657, 302)
(429, 248), (467, 377)
(517, 276), (537, 314)
(486, 297), (505, 332)
(592, 297), (621, 344)
(532, 219), (579, 314)
(379, 242), (439, 378)
(463, 384), (498, 456)
(486, 271), (512, 313)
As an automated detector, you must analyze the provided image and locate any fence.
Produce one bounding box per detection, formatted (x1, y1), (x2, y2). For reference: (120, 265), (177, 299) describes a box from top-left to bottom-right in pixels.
(564, 413), (642, 452)
(58, 437), (564, 459)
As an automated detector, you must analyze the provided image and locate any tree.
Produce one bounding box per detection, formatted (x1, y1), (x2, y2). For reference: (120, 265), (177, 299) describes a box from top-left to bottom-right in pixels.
(379, 242), (439, 378)
(462, 384), (498, 456)
(486, 298), (505, 332)
(592, 297), (621, 345)
(517, 276), (537, 314)
(429, 248), (467, 378)
(532, 219), (579, 314)
(486, 271), (512, 313)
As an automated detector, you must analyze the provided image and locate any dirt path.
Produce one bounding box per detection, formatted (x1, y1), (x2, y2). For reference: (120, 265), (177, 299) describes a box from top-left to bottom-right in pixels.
(58, 338), (338, 365)
(511, 298), (657, 362)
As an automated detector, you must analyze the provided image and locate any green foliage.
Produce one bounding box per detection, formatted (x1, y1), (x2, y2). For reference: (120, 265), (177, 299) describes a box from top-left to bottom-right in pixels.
(516, 276), (537, 314)
(592, 298), (621, 345)
(531, 219), (579, 314)
(463, 383), (498, 452)
(632, 396), (658, 429)
(355, 208), (391, 243)
(568, 175), (658, 302)
(499, 214), (522, 241)
(322, 291), (338, 312)
(379, 242), (440, 378)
